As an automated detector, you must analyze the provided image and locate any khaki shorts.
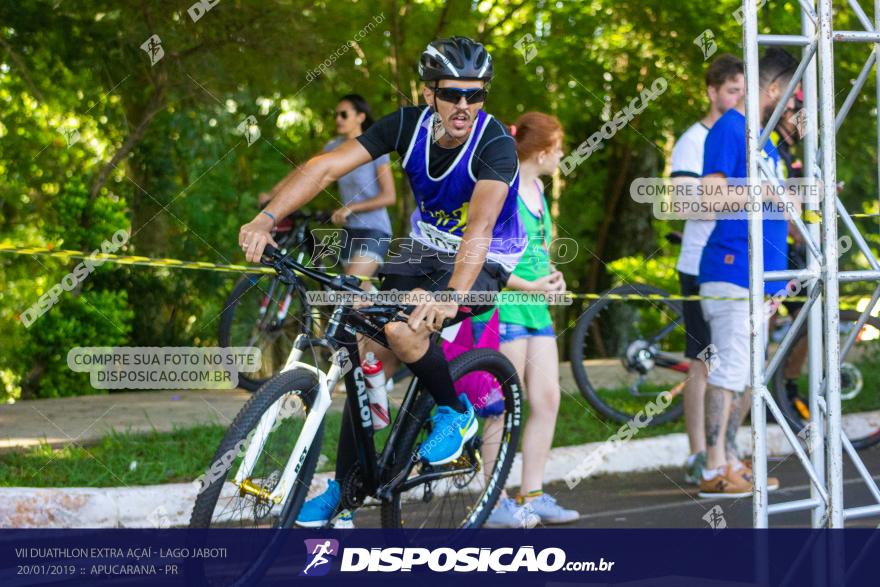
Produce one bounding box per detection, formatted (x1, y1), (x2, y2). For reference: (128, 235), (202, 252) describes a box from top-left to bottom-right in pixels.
(700, 281), (767, 393)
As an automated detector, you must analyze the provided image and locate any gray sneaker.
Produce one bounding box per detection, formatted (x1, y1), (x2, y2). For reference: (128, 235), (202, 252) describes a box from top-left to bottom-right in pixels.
(526, 493), (579, 525)
(484, 498), (539, 528)
(684, 451), (707, 486)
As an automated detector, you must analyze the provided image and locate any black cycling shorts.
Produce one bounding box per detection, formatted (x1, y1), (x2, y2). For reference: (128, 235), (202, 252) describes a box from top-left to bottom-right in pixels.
(379, 239), (510, 324)
(679, 271), (712, 360)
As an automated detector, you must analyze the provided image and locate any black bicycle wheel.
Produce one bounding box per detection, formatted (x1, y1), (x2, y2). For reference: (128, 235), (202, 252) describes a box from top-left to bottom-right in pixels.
(218, 274), (313, 391)
(771, 309), (880, 450)
(380, 348), (523, 529)
(569, 284), (686, 425)
(190, 368), (322, 529)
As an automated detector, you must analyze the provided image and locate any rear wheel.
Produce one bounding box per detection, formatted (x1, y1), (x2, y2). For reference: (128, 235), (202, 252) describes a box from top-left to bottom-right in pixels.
(569, 284), (686, 426)
(218, 275), (313, 391)
(771, 309), (880, 450)
(381, 349), (522, 529)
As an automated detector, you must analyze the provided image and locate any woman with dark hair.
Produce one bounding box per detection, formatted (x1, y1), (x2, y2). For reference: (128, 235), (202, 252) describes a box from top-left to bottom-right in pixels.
(324, 93), (396, 278)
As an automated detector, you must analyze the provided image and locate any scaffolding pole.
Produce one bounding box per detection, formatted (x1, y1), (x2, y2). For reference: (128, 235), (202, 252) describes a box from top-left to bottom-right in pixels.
(744, 0), (880, 529)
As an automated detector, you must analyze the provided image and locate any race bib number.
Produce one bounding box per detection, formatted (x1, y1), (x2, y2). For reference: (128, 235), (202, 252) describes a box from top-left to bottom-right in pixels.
(416, 220), (462, 252)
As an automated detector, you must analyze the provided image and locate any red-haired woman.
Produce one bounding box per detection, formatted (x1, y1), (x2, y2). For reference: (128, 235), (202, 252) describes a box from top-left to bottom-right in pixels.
(475, 112), (579, 527)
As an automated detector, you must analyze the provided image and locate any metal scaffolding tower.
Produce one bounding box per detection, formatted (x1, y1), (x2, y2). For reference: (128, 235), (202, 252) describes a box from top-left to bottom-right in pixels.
(744, 0), (880, 528)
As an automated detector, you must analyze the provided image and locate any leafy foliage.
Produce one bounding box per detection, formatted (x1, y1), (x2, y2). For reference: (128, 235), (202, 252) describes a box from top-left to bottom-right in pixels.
(1, 1), (877, 399)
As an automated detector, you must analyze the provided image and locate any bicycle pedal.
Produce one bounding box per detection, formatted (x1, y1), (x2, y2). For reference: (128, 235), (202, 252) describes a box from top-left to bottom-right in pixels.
(449, 455), (471, 468)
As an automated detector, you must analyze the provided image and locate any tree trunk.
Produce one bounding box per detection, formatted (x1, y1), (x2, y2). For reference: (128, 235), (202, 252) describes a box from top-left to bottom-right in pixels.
(587, 146), (632, 293)
(90, 87), (165, 199)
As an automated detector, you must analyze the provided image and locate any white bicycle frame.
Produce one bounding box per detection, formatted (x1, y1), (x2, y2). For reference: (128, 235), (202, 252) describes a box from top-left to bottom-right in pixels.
(231, 333), (346, 507)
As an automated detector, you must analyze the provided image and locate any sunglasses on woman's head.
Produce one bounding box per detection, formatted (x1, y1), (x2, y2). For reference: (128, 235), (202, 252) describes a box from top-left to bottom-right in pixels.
(433, 86), (489, 104)
(335, 110), (350, 120)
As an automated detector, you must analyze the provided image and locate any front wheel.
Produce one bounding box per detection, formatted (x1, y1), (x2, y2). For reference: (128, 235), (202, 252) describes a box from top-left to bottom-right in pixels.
(381, 349), (523, 529)
(189, 368), (322, 529)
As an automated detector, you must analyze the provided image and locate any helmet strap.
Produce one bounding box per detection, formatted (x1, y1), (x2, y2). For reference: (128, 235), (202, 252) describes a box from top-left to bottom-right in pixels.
(430, 85), (447, 144)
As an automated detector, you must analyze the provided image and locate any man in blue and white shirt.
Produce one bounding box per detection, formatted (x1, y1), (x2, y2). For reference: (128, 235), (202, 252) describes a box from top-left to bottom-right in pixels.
(697, 48), (798, 498)
(672, 54), (743, 486)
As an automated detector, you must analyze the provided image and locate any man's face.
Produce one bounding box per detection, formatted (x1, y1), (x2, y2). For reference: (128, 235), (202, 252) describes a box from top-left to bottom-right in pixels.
(776, 99), (802, 144)
(708, 73), (744, 114)
(423, 79), (485, 141)
(761, 77), (798, 126)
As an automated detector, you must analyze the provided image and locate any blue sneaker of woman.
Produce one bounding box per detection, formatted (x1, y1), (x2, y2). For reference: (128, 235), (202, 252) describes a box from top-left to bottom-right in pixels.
(418, 395), (478, 465)
(296, 479), (341, 528)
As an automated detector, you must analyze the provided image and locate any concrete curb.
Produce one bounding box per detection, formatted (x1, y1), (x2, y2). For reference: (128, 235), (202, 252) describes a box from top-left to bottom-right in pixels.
(3, 411), (877, 528)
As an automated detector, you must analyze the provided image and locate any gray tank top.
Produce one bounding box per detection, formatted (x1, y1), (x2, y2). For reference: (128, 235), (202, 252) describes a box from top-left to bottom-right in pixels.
(324, 136), (392, 234)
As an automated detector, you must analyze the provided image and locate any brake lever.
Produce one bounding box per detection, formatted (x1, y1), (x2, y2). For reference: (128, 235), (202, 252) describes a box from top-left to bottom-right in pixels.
(260, 245), (298, 285)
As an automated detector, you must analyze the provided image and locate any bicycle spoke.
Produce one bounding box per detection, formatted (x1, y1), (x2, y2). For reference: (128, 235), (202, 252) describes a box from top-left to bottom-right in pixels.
(571, 288), (687, 424)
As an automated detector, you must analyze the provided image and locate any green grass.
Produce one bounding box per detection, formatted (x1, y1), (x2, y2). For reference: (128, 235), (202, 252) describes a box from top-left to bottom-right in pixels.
(0, 391), (684, 488)
(0, 426), (228, 488)
(550, 391), (684, 445)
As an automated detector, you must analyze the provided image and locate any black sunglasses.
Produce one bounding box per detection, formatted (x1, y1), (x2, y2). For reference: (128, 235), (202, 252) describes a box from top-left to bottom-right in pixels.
(334, 110), (350, 120)
(433, 86), (489, 104)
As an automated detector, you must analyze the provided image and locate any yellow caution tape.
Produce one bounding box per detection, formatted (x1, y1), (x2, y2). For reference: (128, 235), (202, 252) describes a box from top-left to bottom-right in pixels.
(0, 245), (271, 274)
(0, 244), (377, 281)
(803, 210), (822, 224)
(0, 245), (873, 305)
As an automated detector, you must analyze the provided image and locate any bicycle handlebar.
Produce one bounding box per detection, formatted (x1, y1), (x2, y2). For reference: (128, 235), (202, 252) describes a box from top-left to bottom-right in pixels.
(258, 204), (332, 224)
(259, 243), (359, 291)
(259, 244), (411, 327)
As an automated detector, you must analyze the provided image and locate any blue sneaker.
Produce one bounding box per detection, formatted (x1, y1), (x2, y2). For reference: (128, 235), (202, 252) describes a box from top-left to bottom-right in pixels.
(418, 395), (478, 465)
(296, 479), (341, 528)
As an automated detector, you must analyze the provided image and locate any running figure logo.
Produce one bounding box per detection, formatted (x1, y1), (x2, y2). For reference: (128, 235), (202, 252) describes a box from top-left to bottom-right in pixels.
(300, 538), (339, 577)
(308, 229), (344, 268)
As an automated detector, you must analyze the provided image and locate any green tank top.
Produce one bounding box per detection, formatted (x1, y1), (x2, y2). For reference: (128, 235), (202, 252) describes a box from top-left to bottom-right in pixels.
(476, 182), (554, 329)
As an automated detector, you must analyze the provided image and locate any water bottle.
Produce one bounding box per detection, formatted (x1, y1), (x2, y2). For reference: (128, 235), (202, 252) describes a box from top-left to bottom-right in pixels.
(361, 352), (389, 430)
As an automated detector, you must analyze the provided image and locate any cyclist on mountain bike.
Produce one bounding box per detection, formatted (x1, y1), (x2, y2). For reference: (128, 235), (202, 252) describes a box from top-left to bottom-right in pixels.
(238, 36), (525, 527)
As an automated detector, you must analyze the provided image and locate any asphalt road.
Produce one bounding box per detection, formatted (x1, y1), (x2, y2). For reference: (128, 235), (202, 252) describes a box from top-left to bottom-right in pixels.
(541, 445), (880, 528)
